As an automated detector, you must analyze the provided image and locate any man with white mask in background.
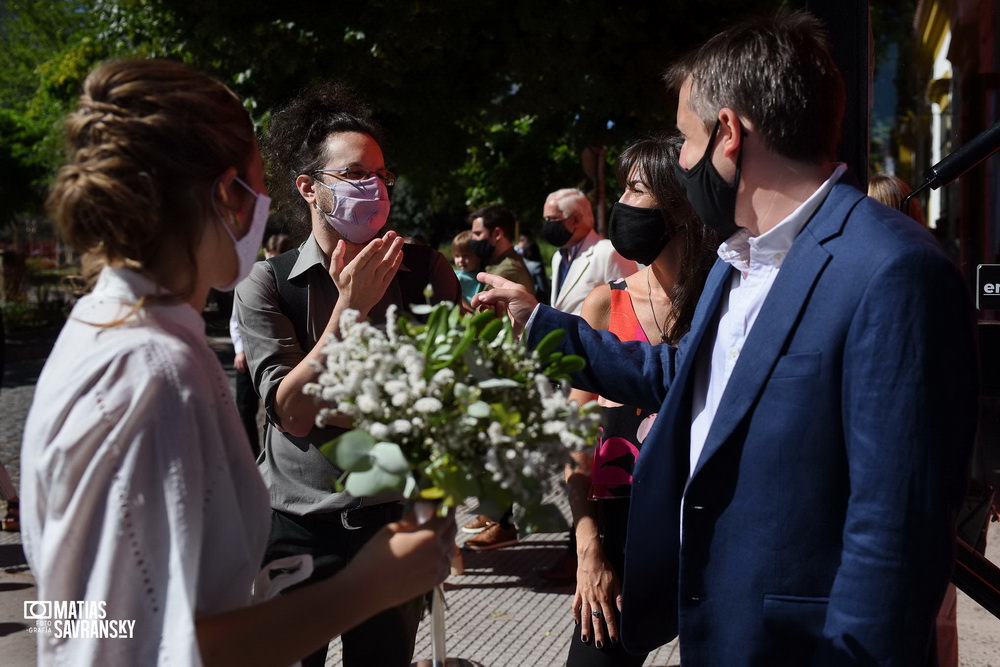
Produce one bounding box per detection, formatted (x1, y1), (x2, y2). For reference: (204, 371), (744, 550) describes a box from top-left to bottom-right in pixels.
(235, 82), (461, 667)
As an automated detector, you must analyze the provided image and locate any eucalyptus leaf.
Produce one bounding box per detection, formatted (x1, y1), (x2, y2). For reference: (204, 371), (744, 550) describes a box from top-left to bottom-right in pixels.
(370, 442), (411, 475)
(323, 430), (376, 472)
(344, 466), (406, 497)
(467, 401), (491, 418)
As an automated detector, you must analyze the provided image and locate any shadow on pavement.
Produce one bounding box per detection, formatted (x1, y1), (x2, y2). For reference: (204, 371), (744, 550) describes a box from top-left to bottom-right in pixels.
(0, 544), (28, 569)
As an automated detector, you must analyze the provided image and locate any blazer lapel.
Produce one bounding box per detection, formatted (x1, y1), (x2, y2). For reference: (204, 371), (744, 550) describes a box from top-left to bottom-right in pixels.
(554, 236), (597, 309)
(691, 182), (863, 477)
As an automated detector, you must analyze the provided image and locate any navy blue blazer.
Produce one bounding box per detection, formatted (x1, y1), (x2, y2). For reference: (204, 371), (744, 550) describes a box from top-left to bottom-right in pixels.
(529, 177), (978, 665)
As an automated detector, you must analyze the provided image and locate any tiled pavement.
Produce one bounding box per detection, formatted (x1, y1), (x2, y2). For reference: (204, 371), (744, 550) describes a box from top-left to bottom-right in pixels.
(328, 495), (682, 667)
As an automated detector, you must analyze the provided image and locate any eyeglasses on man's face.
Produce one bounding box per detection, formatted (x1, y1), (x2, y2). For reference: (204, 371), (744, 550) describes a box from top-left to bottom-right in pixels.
(312, 166), (396, 187)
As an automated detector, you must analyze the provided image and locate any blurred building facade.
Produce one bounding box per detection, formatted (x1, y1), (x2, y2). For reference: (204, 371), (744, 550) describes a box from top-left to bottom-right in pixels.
(904, 0), (999, 287)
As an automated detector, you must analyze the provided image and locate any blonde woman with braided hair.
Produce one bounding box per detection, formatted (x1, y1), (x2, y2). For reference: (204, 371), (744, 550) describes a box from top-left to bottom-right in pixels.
(20, 59), (455, 667)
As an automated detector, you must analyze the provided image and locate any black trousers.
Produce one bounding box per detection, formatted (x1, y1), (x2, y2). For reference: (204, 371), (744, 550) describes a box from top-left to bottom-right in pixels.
(567, 498), (648, 667)
(264, 505), (423, 667)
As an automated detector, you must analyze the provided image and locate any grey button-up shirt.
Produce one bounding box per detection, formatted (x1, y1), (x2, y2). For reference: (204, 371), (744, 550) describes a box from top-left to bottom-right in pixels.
(234, 233), (461, 515)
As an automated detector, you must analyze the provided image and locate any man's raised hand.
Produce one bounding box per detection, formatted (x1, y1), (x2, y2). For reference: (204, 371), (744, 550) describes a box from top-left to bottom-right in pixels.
(471, 272), (539, 337)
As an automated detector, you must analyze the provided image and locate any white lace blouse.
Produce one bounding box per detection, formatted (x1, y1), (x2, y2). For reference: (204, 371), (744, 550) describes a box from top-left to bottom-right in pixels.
(21, 267), (271, 666)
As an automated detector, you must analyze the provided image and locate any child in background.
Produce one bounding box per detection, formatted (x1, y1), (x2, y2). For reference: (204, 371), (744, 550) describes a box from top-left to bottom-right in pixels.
(452, 230), (484, 307)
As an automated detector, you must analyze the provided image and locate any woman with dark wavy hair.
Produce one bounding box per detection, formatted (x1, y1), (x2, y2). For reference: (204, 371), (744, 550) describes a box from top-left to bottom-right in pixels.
(562, 134), (716, 667)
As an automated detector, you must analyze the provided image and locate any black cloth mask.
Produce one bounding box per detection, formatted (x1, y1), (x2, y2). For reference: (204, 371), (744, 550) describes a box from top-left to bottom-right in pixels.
(468, 238), (495, 263)
(672, 118), (743, 239)
(541, 218), (574, 248)
(608, 202), (672, 265)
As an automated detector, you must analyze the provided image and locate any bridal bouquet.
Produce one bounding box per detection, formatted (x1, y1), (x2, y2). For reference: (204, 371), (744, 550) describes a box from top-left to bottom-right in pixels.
(304, 302), (601, 531)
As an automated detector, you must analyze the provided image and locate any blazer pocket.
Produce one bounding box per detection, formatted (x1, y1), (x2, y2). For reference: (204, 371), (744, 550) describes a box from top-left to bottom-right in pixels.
(762, 594), (828, 654)
(771, 352), (821, 378)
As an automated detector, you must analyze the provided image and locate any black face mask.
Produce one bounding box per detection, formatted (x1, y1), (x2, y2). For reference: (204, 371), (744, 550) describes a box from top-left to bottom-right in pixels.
(672, 119), (743, 239)
(468, 238), (495, 263)
(541, 217), (574, 247)
(608, 202), (671, 265)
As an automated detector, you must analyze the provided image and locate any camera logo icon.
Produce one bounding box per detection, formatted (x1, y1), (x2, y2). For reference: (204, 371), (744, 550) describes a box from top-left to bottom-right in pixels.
(24, 601), (52, 620)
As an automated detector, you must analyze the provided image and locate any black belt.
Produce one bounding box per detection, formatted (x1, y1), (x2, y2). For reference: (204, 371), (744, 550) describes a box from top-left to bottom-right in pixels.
(273, 501), (404, 534)
(297, 501), (402, 531)
(340, 502), (402, 530)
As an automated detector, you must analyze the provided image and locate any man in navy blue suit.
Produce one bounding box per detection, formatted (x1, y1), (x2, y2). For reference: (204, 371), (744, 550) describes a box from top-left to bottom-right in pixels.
(474, 10), (978, 666)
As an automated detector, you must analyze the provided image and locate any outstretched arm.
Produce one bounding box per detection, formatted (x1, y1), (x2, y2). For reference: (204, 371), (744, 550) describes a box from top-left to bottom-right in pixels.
(196, 512), (456, 667)
(474, 271), (673, 412)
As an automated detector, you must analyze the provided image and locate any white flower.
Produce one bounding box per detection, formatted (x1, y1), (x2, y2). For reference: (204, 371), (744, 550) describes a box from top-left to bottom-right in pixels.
(413, 397), (443, 413)
(385, 380), (408, 396)
(357, 393), (380, 414)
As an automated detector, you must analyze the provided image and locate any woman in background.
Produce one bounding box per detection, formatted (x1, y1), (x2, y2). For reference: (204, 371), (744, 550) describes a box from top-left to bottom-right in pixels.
(867, 172), (927, 226)
(564, 135), (716, 666)
(20, 59), (454, 666)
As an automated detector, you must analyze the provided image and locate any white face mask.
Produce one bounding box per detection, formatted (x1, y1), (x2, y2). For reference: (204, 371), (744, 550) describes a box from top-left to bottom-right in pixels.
(216, 176), (270, 291)
(315, 175), (391, 244)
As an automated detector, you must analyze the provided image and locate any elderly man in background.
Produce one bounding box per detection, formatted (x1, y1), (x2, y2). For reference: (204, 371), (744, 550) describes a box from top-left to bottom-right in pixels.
(542, 188), (637, 316)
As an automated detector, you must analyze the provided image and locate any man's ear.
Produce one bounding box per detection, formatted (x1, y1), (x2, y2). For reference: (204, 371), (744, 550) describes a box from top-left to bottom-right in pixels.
(716, 108), (746, 159)
(296, 173), (318, 206)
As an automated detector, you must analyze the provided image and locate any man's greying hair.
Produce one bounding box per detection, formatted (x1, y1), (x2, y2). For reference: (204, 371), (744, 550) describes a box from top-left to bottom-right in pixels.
(666, 9), (845, 164)
(547, 189), (594, 227)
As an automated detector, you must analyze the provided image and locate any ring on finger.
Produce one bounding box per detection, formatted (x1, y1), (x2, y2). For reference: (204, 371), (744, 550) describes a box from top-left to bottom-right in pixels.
(591, 609), (602, 617)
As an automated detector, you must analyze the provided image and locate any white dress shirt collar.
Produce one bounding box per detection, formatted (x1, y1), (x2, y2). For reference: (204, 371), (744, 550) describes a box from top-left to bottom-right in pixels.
(717, 163), (847, 275)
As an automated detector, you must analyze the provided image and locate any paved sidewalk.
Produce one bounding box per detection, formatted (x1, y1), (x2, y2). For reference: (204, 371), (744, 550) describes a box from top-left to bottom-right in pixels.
(341, 497), (682, 667)
(2, 327), (998, 666)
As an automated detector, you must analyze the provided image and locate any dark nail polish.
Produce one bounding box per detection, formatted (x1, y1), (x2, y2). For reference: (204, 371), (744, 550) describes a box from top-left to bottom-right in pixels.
(596, 641), (603, 649)
(582, 634), (590, 645)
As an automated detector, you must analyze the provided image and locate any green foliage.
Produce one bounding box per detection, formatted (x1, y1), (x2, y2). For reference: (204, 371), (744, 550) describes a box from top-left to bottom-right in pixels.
(6, 0), (783, 234)
(12, 0), (895, 250)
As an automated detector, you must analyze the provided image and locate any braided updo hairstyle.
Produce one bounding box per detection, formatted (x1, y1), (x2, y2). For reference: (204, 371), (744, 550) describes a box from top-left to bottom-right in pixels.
(47, 59), (255, 298)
